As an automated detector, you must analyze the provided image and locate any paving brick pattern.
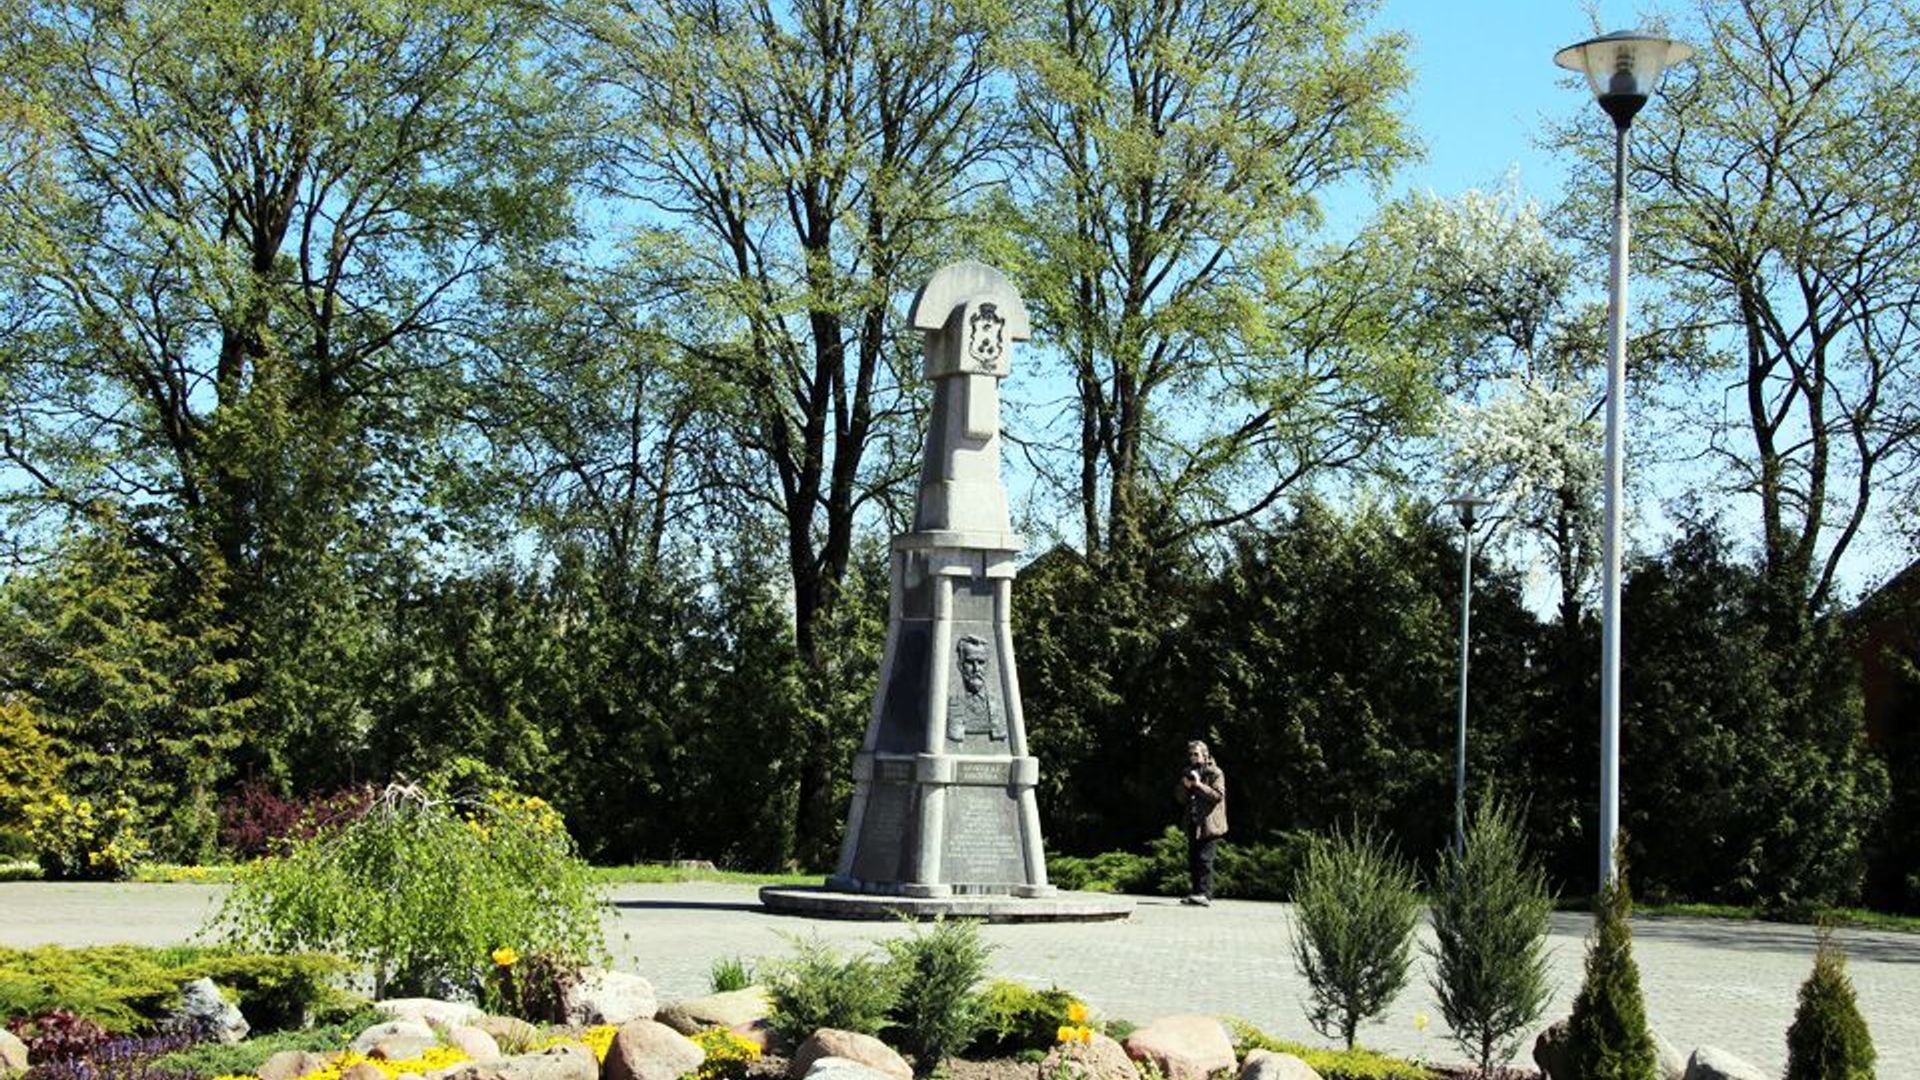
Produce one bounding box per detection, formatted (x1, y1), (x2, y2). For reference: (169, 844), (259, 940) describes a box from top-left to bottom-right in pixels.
(4, 882), (1916, 1075)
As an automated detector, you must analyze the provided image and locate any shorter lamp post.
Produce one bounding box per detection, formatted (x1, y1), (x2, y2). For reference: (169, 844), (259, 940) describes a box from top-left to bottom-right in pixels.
(1444, 494), (1492, 856)
(1553, 29), (1693, 887)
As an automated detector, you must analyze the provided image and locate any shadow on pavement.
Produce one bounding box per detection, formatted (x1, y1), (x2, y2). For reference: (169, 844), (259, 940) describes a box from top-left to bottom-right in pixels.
(610, 898), (766, 914)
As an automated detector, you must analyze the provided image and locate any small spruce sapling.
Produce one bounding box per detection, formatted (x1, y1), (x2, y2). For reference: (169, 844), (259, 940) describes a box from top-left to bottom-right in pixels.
(1289, 822), (1421, 1050)
(1565, 845), (1657, 1080)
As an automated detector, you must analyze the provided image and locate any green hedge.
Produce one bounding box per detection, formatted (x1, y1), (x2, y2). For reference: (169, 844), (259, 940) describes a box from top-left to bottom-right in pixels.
(0, 945), (356, 1033)
(1046, 828), (1312, 901)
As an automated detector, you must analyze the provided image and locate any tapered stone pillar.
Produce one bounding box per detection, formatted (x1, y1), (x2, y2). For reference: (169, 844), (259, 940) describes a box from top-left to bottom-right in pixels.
(826, 261), (1052, 898)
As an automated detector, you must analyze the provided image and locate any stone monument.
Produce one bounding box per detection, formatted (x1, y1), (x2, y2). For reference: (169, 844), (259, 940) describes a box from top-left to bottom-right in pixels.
(760, 262), (1127, 920)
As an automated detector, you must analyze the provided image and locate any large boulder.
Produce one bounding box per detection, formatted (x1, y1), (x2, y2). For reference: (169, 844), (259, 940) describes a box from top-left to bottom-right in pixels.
(1532, 1020), (1572, 1080)
(603, 1019), (706, 1080)
(1235, 1049), (1320, 1080)
(563, 969), (658, 1026)
(1039, 1033), (1139, 1080)
(256, 1050), (335, 1080)
(351, 1021), (440, 1056)
(1120, 1015), (1235, 1080)
(446, 1027), (503, 1061)
(377, 1000), (487, 1030)
(437, 1043), (600, 1080)
(172, 978), (250, 1044)
(657, 989), (771, 1035)
(341, 1065), (389, 1080)
(0, 1029), (31, 1075)
(788, 1030), (911, 1080)
(1682, 1047), (1765, 1080)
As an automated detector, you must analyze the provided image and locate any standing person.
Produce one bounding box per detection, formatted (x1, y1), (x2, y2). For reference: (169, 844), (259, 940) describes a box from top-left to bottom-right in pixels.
(1178, 739), (1228, 905)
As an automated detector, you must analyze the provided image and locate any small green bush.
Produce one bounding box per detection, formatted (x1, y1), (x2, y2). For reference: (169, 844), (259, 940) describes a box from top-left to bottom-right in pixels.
(1047, 830), (1311, 900)
(1784, 931), (1876, 1080)
(1565, 858), (1657, 1080)
(149, 1008), (384, 1076)
(1425, 797), (1555, 1074)
(1229, 1019), (1438, 1080)
(0, 946), (353, 1033)
(969, 980), (1087, 1056)
(210, 779), (606, 998)
(763, 936), (898, 1044)
(709, 955), (754, 994)
(885, 919), (993, 1076)
(1290, 824), (1421, 1050)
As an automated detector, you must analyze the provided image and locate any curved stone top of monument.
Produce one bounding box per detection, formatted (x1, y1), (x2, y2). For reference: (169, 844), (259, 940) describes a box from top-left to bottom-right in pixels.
(910, 261), (1031, 339)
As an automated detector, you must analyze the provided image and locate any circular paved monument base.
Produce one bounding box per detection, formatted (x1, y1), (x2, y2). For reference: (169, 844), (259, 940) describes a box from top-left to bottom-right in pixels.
(759, 885), (1133, 922)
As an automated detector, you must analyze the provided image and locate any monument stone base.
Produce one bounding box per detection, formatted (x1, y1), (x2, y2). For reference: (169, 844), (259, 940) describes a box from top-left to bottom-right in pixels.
(758, 885), (1133, 923)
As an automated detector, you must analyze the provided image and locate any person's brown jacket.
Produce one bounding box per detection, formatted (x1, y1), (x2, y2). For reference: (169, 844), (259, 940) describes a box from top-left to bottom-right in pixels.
(1179, 765), (1228, 841)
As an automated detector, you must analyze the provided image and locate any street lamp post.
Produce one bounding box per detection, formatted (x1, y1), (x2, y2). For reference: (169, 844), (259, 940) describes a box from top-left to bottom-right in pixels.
(1444, 495), (1492, 857)
(1553, 30), (1693, 887)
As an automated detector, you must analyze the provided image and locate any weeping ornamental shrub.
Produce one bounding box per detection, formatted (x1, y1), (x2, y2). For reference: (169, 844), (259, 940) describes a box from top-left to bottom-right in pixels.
(1784, 931), (1876, 1080)
(210, 781), (605, 997)
(1565, 859), (1657, 1080)
(1289, 823), (1421, 1050)
(1425, 796), (1555, 1075)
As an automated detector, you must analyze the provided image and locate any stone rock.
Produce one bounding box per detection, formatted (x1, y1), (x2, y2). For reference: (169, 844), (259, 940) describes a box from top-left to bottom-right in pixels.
(342, 1064), (390, 1080)
(173, 977), (250, 1044)
(1532, 1020), (1572, 1080)
(1653, 1031), (1688, 1080)
(1235, 1049), (1320, 1080)
(728, 1019), (779, 1054)
(446, 1027), (503, 1061)
(656, 988), (771, 1035)
(351, 1021), (440, 1056)
(1120, 1015), (1235, 1080)
(437, 1044), (599, 1080)
(1039, 1033), (1139, 1080)
(1682, 1046), (1765, 1080)
(563, 969), (658, 1026)
(370, 1037), (443, 1064)
(377, 1000), (487, 1030)
(256, 1050), (335, 1080)
(803, 1058), (899, 1080)
(603, 1019), (704, 1080)
(473, 1017), (543, 1053)
(788, 1030), (911, 1080)
(0, 1029), (31, 1075)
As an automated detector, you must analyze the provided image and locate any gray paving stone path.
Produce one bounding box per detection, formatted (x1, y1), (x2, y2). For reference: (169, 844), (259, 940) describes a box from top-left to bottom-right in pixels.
(2, 882), (1916, 1076)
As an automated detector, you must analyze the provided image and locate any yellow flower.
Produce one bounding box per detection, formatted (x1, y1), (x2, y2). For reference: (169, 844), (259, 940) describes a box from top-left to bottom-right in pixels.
(1076, 1026), (1094, 1044)
(1056, 1025), (1076, 1044)
(1413, 1011), (1430, 1033)
(492, 946), (519, 967)
(1065, 1001), (1089, 1024)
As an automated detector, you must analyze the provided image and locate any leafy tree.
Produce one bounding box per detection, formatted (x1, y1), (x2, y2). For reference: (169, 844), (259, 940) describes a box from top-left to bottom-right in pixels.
(1289, 822), (1421, 1050)
(1565, 860), (1656, 1080)
(1785, 931), (1877, 1080)
(1004, 0), (1422, 578)
(1425, 795), (1555, 1076)
(561, 0), (1004, 865)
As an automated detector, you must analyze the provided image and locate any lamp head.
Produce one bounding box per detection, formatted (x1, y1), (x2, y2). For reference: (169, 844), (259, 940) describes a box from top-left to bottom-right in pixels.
(1554, 30), (1694, 129)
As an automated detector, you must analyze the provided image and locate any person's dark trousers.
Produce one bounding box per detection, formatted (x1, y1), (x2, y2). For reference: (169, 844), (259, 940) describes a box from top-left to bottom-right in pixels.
(1188, 835), (1219, 898)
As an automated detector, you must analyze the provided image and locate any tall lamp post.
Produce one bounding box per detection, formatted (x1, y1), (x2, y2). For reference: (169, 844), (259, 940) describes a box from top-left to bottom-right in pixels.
(1553, 30), (1693, 887)
(1443, 495), (1491, 856)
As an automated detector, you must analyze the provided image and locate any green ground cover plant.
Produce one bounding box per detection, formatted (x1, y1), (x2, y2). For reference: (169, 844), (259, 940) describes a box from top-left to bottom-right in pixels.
(148, 1008), (385, 1077)
(0, 945), (352, 1033)
(1229, 1019), (1438, 1080)
(969, 980), (1088, 1056)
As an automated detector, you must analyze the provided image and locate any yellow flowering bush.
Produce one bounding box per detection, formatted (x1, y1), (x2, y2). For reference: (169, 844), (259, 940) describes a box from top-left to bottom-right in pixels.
(691, 1026), (761, 1080)
(529, 1025), (618, 1062)
(25, 790), (148, 881)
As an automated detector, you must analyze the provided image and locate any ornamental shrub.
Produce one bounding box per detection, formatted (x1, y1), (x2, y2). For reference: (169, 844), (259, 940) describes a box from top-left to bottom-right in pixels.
(1784, 931), (1876, 1080)
(763, 936), (898, 1044)
(1228, 1019), (1439, 1080)
(216, 782), (374, 859)
(24, 791), (148, 881)
(1565, 858), (1657, 1080)
(208, 781), (605, 998)
(0, 946), (353, 1034)
(969, 981), (1087, 1056)
(1424, 796), (1555, 1075)
(0, 701), (61, 836)
(885, 918), (993, 1076)
(1289, 823), (1421, 1050)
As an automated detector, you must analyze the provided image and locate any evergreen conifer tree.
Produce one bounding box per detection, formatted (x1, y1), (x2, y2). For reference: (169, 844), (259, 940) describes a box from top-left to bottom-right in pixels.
(1565, 852), (1657, 1080)
(1785, 931), (1876, 1080)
